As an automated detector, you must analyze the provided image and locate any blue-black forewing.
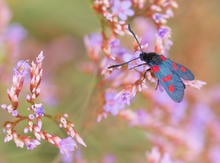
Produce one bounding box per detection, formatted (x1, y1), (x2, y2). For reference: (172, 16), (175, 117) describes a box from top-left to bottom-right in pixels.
(174, 61), (194, 80)
(162, 56), (194, 80)
(151, 60), (185, 103)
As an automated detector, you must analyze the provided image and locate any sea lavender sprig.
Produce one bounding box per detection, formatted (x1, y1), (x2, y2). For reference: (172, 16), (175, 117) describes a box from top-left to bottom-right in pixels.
(85, 0), (206, 119)
(1, 52), (86, 154)
(83, 0), (210, 162)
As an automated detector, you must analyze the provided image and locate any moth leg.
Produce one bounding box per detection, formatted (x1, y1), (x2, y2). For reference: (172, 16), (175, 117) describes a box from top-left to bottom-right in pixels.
(155, 80), (159, 90)
(129, 63), (148, 70)
(140, 68), (151, 83)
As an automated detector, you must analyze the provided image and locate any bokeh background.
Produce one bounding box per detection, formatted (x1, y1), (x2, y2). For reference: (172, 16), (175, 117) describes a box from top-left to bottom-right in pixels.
(0, 0), (220, 163)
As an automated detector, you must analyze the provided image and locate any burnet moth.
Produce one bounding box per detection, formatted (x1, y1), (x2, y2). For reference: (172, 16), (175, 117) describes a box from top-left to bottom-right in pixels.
(108, 24), (194, 103)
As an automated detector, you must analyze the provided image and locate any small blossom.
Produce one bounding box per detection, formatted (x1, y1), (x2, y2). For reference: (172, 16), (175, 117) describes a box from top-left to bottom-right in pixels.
(151, 5), (162, 12)
(132, 0), (145, 9)
(93, 0), (110, 17)
(158, 26), (169, 39)
(34, 132), (41, 140)
(11, 110), (18, 117)
(59, 137), (77, 155)
(165, 9), (174, 18)
(13, 60), (29, 76)
(84, 33), (102, 61)
(75, 134), (87, 147)
(36, 51), (44, 63)
(115, 88), (136, 105)
(97, 111), (108, 122)
(29, 114), (35, 120)
(14, 137), (24, 148)
(63, 113), (68, 118)
(33, 125), (41, 133)
(1, 104), (7, 110)
(35, 105), (44, 117)
(111, 0), (134, 21)
(153, 13), (167, 24)
(4, 133), (13, 142)
(5, 104), (13, 113)
(26, 94), (31, 101)
(37, 118), (42, 129)
(24, 127), (29, 133)
(60, 117), (68, 128)
(183, 80), (207, 89)
(104, 91), (125, 116)
(109, 39), (127, 59)
(25, 139), (40, 150)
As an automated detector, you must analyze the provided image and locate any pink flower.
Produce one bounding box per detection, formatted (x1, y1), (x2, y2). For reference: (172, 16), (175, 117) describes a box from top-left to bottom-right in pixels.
(153, 13), (167, 24)
(25, 139), (40, 150)
(183, 80), (207, 89)
(59, 137), (77, 155)
(11, 110), (18, 117)
(115, 88), (136, 105)
(158, 27), (169, 39)
(35, 105), (44, 117)
(111, 0), (134, 21)
(104, 91), (125, 115)
(13, 60), (29, 76)
(84, 33), (102, 61)
(109, 39), (127, 59)
(36, 51), (44, 63)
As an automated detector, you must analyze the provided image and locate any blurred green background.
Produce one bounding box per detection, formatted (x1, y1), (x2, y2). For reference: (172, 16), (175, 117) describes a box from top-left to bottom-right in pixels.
(0, 0), (220, 162)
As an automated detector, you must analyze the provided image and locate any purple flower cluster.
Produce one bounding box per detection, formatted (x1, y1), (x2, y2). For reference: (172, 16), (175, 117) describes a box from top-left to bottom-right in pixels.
(82, 0), (215, 162)
(1, 52), (86, 153)
(93, 0), (135, 35)
(103, 91), (125, 116)
(111, 0), (134, 21)
(59, 137), (77, 155)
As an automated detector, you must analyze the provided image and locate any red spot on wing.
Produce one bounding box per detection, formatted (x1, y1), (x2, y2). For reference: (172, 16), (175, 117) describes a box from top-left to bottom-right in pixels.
(151, 65), (160, 72)
(162, 74), (172, 82)
(160, 55), (167, 61)
(173, 62), (178, 70)
(180, 67), (186, 72)
(168, 85), (175, 92)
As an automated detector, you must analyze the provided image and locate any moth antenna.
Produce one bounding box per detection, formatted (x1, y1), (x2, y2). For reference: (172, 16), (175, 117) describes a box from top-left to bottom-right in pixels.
(108, 56), (140, 69)
(128, 24), (144, 53)
(108, 24), (143, 69)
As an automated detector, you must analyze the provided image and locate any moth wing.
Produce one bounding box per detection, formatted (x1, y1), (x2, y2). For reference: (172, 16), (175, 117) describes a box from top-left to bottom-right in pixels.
(165, 57), (194, 80)
(151, 62), (185, 103)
